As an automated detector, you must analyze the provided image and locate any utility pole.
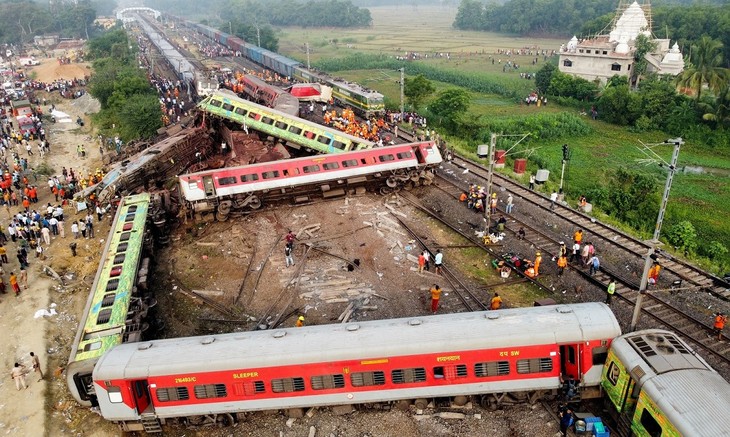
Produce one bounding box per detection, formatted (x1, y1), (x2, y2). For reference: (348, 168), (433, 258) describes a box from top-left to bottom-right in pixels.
(256, 25), (261, 48)
(399, 67), (405, 122)
(306, 42), (310, 69)
(630, 138), (683, 331)
(483, 133), (497, 234)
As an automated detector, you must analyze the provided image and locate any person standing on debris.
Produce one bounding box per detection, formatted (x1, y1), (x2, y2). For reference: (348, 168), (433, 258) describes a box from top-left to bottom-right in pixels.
(30, 352), (43, 381)
(423, 250), (431, 271)
(571, 241), (581, 264)
(418, 252), (426, 274)
(430, 284), (442, 314)
(713, 312), (727, 340)
(70, 242), (77, 257)
(606, 280), (616, 304)
(71, 221), (79, 239)
(0, 244), (7, 264)
(11, 362), (28, 390)
(490, 292), (502, 310)
(559, 406), (574, 437)
(19, 266), (28, 289)
(573, 229), (583, 245)
(517, 227), (526, 240)
(296, 315), (305, 328)
(434, 249), (444, 275)
(285, 243), (294, 268)
(285, 230), (296, 247)
(529, 174), (535, 190)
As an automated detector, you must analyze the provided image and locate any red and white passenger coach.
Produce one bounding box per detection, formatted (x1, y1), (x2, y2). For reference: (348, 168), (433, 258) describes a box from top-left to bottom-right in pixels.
(179, 141), (442, 219)
(92, 303), (620, 432)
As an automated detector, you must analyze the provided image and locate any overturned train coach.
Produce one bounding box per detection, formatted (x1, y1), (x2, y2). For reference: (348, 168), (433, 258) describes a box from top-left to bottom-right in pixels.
(93, 303), (620, 433)
(179, 141), (442, 220)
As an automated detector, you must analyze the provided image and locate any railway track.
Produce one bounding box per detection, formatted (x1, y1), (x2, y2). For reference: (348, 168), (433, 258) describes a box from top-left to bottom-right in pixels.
(433, 160), (730, 366)
(448, 155), (730, 302)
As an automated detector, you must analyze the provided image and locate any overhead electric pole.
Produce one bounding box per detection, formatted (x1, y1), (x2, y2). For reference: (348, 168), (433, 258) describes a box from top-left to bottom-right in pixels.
(630, 137), (683, 331)
(399, 67), (405, 122)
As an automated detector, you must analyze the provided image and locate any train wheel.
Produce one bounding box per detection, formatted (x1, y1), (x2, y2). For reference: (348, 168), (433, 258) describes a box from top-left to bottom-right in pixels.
(216, 413), (235, 427)
(380, 186), (394, 195)
(453, 395), (468, 407)
(414, 398), (429, 410)
(403, 181), (415, 191)
(248, 196), (262, 210)
(386, 176), (398, 188)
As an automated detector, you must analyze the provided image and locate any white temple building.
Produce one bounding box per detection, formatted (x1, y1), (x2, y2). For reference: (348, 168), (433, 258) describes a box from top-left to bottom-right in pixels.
(558, 1), (684, 84)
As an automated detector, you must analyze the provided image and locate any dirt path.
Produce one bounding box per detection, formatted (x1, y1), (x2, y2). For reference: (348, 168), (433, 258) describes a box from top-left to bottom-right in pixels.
(0, 67), (104, 434)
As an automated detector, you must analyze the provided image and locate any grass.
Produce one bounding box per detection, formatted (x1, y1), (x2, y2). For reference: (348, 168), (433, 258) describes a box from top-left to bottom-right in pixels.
(274, 5), (730, 270)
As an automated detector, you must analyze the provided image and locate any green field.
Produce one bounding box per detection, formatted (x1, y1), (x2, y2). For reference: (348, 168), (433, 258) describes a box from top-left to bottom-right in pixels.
(276, 6), (730, 271)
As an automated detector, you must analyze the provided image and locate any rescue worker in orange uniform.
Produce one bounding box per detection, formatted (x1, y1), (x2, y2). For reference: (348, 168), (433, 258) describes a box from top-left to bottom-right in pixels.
(573, 229), (583, 245)
(713, 313), (727, 340)
(648, 263), (661, 286)
(534, 252), (542, 276)
(296, 315), (305, 327)
(556, 254), (568, 276)
(490, 292), (502, 310)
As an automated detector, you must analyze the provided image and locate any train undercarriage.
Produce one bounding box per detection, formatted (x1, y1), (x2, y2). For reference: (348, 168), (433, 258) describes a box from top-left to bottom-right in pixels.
(120, 389), (562, 433)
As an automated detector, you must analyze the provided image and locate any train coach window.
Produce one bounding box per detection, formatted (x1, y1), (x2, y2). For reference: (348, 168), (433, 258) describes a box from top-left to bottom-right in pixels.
(261, 116), (275, 125)
(639, 409), (663, 437)
(222, 103), (234, 112)
(117, 243), (128, 253)
(475, 361), (510, 377)
(218, 176), (237, 186)
(323, 162), (340, 170)
(107, 386), (123, 404)
(105, 278), (120, 292)
(434, 365), (468, 380)
(391, 368), (426, 384)
(97, 309), (112, 325)
(316, 136), (332, 146)
(234, 107), (247, 116)
(350, 371), (386, 387)
(275, 121), (288, 130)
(156, 387), (190, 402)
(342, 160), (359, 168)
(113, 254), (126, 264)
(262, 171), (280, 180)
(120, 232), (131, 242)
(209, 99), (223, 108)
(378, 154), (396, 162)
(194, 384), (228, 399)
(288, 126), (303, 135)
(311, 374), (346, 390)
(127, 206), (138, 213)
(397, 151), (414, 160)
(271, 377), (305, 393)
(331, 140), (347, 150)
(592, 346), (608, 365)
(241, 174), (260, 182)
(124, 213), (135, 223)
(247, 112), (259, 120)
(233, 381), (266, 396)
(516, 358), (553, 374)
(101, 293), (116, 308)
(303, 165), (320, 174)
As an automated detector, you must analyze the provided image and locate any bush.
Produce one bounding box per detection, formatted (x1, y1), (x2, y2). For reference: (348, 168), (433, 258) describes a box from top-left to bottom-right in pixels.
(665, 220), (698, 255)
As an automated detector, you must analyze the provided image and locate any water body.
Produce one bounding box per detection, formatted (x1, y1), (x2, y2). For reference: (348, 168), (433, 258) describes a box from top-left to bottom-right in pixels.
(682, 165), (730, 177)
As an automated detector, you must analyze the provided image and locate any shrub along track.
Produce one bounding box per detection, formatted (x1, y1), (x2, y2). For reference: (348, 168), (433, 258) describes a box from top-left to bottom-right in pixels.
(432, 157), (730, 367)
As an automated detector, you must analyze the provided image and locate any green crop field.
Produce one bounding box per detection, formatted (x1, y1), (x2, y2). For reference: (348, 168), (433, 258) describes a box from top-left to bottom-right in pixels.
(276, 5), (730, 271)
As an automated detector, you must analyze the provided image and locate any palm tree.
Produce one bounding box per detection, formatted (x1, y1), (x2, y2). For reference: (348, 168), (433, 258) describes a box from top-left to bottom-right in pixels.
(676, 36), (729, 101)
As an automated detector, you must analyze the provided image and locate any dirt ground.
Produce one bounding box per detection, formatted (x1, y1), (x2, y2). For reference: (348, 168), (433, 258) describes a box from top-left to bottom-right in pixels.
(26, 57), (91, 83)
(0, 62), (106, 436)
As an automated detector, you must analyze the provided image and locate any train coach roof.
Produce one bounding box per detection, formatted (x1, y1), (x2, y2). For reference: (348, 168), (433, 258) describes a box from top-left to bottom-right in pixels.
(642, 369), (730, 436)
(94, 303), (620, 380)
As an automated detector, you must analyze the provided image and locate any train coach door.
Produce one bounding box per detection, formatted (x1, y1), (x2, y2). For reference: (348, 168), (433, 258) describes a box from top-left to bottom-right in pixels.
(560, 344), (581, 381)
(203, 176), (216, 198)
(132, 380), (152, 414)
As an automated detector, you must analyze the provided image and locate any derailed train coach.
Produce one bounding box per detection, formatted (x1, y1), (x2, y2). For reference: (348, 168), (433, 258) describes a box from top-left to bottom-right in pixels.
(92, 303), (620, 433)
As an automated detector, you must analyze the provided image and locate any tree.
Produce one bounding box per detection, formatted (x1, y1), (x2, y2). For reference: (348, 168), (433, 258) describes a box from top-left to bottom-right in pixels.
(535, 63), (556, 95)
(631, 34), (658, 86)
(404, 74), (435, 111)
(675, 36), (729, 101)
(603, 168), (658, 231)
(428, 88), (471, 133)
